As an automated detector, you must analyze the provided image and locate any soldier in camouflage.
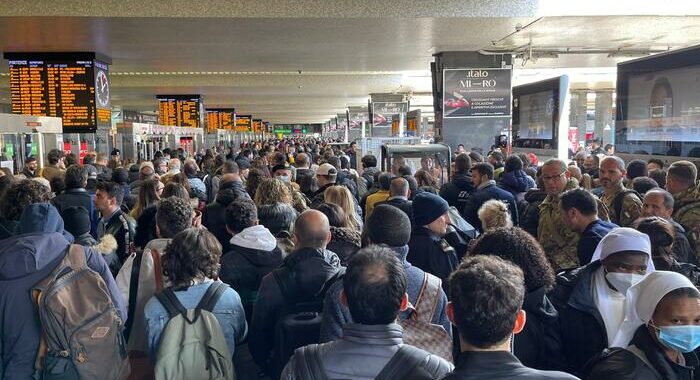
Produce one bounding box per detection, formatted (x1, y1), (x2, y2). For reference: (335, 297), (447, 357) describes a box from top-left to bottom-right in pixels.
(667, 160), (700, 263)
(598, 156), (643, 228)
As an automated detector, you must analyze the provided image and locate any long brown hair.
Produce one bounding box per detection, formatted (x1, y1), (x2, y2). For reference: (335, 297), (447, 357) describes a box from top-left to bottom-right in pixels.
(131, 179), (162, 218)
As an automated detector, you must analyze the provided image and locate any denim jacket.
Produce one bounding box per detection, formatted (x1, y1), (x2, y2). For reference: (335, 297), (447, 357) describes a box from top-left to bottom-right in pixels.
(144, 279), (248, 361)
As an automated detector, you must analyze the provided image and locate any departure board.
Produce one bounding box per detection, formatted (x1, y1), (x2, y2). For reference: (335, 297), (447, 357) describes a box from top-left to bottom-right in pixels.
(206, 108), (235, 132)
(4, 52), (112, 133)
(235, 115), (252, 132)
(253, 119), (262, 133)
(157, 95), (202, 128)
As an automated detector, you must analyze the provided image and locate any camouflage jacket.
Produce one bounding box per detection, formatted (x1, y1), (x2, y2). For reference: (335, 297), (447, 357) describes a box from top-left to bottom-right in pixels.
(673, 183), (700, 263)
(600, 183), (642, 228)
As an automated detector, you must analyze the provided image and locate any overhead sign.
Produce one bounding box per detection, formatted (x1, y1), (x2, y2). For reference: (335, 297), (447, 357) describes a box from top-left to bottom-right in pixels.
(372, 102), (408, 127)
(235, 115), (252, 132)
(443, 68), (511, 118)
(349, 111), (368, 130)
(4, 52), (112, 133)
(206, 108), (235, 132)
(157, 94), (202, 128)
(253, 119), (262, 133)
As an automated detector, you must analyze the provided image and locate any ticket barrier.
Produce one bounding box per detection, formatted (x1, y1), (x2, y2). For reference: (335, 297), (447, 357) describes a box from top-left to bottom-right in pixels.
(0, 113), (63, 174)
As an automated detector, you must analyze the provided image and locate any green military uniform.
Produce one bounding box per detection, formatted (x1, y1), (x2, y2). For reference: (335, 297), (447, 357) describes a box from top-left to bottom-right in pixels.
(673, 183), (700, 263)
(600, 183), (642, 228)
(538, 179), (580, 271)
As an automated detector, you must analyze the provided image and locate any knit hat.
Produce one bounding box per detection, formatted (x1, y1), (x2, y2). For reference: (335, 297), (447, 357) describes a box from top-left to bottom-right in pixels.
(61, 206), (92, 236)
(235, 157), (251, 170)
(367, 204), (411, 246)
(412, 192), (449, 226)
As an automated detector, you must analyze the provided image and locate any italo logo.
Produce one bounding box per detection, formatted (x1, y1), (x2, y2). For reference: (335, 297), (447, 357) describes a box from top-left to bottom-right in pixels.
(462, 70), (489, 78)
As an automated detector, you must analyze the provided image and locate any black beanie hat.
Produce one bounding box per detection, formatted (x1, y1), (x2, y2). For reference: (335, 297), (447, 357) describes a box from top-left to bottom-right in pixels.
(412, 192), (449, 226)
(367, 204), (411, 246)
(61, 206), (92, 236)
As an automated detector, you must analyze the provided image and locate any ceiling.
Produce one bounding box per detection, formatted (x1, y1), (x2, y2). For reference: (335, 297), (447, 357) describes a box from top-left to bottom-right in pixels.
(0, 11), (699, 123)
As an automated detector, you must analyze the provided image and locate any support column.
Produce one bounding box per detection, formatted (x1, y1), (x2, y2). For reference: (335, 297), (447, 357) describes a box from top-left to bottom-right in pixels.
(569, 90), (588, 147)
(594, 90), (614, 146)
(431, 52), (512, 154)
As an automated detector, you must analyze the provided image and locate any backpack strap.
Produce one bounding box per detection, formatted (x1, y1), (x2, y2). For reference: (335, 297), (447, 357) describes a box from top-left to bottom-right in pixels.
(293, 344), (327, 380)
(65, 244), (88, 269)
(156, 288), (187, 320)
(151, 248), (165, 292)
(124, 251), (144, 343)
(375, 345), (428, 380)
(612, 189), (641, 223)
(196, 282), (229, 313)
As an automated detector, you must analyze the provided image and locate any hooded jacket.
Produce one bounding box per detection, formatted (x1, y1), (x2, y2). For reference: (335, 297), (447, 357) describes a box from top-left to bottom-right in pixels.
(249, 247), (344, 371)
(328, 226), (361, 265)
(0, 204), (126, 380)
(499, 170), (535, 200)
(520, 188), (548, 237)
(202, 180), (251, 252)
(439, 172), (474, 210)
(516, 287), (566, 371)
(220, 225), (284, 323)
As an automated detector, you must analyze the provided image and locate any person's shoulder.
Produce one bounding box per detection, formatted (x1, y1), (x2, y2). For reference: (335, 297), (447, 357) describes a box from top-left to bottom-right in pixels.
(518, 368), (580, 379)
(584, 347), (641, 380)
(413, 349), (454, 378)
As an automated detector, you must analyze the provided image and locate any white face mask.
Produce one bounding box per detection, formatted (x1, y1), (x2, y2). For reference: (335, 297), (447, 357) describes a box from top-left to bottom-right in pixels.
(605, 271), (645, 294)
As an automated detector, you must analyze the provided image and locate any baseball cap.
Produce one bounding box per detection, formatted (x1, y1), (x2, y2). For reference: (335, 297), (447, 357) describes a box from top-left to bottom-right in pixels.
(316, 163), (337, 176)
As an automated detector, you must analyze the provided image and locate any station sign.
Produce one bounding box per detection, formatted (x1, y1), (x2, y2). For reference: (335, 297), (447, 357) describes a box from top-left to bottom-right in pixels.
(206, 108), (235, 132)
(442, 68), (511, 118)
(157, 94), (202, 128)
(235, 115), (252, 132)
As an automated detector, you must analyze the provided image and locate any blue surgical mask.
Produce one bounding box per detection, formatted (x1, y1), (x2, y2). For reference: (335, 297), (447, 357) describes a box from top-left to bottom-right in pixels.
(277, 175), (290, 183)
(650, 322), (700, 353)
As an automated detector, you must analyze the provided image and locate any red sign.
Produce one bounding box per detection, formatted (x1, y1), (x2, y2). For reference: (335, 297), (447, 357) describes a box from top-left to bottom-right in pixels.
(568, 127), (579, 152)
(79, 141), (88, 164)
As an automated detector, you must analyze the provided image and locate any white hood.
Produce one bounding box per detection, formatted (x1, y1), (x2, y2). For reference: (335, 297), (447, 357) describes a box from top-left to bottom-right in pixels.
(230, 224), (278, 251)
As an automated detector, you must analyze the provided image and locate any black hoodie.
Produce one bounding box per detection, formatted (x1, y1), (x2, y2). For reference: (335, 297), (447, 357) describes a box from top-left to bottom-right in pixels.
(439, 172), (474, 209)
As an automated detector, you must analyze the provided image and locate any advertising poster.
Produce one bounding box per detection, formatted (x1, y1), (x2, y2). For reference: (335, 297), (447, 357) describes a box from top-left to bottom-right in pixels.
(372, 102), (408, 127)
(349, 111), (369, 130)
(337, 113), (349, 134)
(443, 68), (511, 118)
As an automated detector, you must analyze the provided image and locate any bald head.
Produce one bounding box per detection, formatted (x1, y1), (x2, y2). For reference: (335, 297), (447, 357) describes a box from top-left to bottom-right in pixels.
(390, 177), (409, 197)
(294, 209), (331, 249)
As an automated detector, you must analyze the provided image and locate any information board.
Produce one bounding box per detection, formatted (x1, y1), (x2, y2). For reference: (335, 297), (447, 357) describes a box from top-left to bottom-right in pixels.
(442, 68), (511, 118)
(157, 95), (202, 128)
(235, 115), (252, 132)
(205, 108), (235, 132)
(253, 119), (262, 133)
(4, 52), (112, 133)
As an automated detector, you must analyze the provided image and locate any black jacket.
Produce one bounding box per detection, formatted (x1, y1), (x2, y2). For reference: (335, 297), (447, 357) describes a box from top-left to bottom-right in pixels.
(327, 226), (361, 265)
(295, 168), (317, 197)
(249, 247), (344, 370)
(202, 181), (250, 252)
(311, 183), (336, 209)
(516, 287), (567, 371)
(671, 220), (696, 265)
(376, 197), (414, 224)
(408, 227), (459, 294)
(586, 325), (700, 380)
(133, 204), (158, 250)
(462, 182), (520, 232)
(549, 262), (608, 374)
(52, 188), (93, 217)
(439, 172), (474, 210)
(97, 208), (136, 277)
(442, 351), (578, 380)
(520, 188), (548, 237)
(220, 244), (283, 324)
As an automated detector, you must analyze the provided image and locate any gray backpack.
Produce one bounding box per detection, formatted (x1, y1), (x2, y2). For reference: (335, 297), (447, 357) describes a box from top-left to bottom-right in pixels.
(154, 282), (235, 380)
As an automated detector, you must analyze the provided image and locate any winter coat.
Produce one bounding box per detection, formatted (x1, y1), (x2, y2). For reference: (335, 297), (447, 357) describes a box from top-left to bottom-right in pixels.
(0, 216), (17, 240)
(520, 188), (547, 237)
(202, 180), (251, 252)
(408, 227), (460, 294)
(328, 226), (361, 265)
(0, 205), (126, 380)
(462, 181), (519, 232)
(500, 170), (536, 203)
(671, 219), (697, 265)
(577, 219), (618, 265)
(249, 247), (344, 370)
(320, 245), (451, 343)
(97, 208), (137, 277)
(295, 167), (317, 197)
(441, 351), (577, 380)
(219, 225), (284, 323)
(376, 197), (414, 225)
(585, 325), (700, 380)
(52, 188), (94, 219)
(516, 287), (567, 371)
(549, 261), (608, 374)
(673, 183), (700, 264)
(439, 172), (475, 210)
(133, 203), (158, 250)
(281, 323), (453, 380)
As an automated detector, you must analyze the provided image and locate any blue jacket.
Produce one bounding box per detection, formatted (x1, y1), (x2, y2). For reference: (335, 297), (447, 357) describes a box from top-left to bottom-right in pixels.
(499, 170), (535, 196)
(319, 245), (451, 342)
(578, 219), (618, 265)
(462, 182), (520, 232)
(0, 204), (126, 380)
(144, 280), (247, 361)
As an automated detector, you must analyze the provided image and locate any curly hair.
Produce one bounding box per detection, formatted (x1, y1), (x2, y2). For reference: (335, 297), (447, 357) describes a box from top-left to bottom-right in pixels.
(225, 199), (258, 233)
(634, 216), (676, 269)
(245, 168), (265, 199)
(254, 178), (292, 207)
(414, 169), (438, 189)
(468, 227), (555, 292)
(1, 179), (51, 221)
(162, 228), (222, 288)
(156, 196), (193, 238)
(477, 200), (513, 232)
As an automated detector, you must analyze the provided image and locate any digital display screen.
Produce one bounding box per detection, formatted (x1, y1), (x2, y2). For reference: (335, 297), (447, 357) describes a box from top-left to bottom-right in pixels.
(235, 115), (252, 132)
(206, 108), (235, 132)
(157, 95), (201, 128)
(516, 90), (556, 140)
(6, 54), (110, 133)
(253, 119), (262, 133)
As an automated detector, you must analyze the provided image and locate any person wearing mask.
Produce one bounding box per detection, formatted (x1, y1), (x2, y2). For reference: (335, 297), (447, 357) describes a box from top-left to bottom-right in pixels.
(442, 255), (577, 380)
(585, 271), (700, 379)
(439, 153), (474, 210)
(144, 228), (247, 361)
(41, 148), (65, 182)
(642, 189), (695, 265)
(0, 202), (126, 379)
(21, 156), (38, 178)
(550, 227), (655, 374)
(249, 210), (344, 374)
(560, 188), (618, 265)
(272, 163), (309, 212)
(599, 156), (643, 227)
(364, 172), (393, 220)
(667, 160), (700, 264)
(282, 245), (453, 380)
(320, 204), (451, 343)
(462, 163), (519, 232)
(94, 181), (137, 276)
(220, 199), (283, 322)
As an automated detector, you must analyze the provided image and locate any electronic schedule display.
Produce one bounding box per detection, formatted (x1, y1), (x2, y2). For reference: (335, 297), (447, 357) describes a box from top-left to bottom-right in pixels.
(157, 95), (202, 128)
(206, 108), (236, 132)
(4, 52), (112, 133)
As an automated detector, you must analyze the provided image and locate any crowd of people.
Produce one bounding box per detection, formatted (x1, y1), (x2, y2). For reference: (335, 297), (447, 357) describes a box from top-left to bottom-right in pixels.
(1, 139), (700, 380)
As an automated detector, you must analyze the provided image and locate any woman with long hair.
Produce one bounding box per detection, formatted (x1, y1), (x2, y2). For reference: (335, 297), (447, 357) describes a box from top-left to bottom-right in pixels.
(635, 216), (700, 285)
(324, 185), (361, 231)
(130, 179), (163, 219)
(245, 168), (265, 199)
(254, 178), (293, 207)
(414, 169), (439, 191)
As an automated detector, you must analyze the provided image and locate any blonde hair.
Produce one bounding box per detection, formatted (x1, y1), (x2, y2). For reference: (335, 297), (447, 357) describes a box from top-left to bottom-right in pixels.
(255, 178), (293, 207)
(477, 199), (513, 232)
(324, 185), (360, 231)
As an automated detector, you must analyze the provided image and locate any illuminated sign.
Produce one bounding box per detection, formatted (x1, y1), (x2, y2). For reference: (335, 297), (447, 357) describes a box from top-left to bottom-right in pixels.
(235, 115), (252, 132)
(206, 108), (235, 132)
(157, 94), (202, 128)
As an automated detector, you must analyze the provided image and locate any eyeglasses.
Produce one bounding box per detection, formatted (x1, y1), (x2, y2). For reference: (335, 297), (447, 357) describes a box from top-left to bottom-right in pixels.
(542, 172), (566, 182)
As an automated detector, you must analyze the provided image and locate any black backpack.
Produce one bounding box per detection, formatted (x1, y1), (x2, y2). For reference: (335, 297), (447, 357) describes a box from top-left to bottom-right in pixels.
(268, 267), (344, 379)
(611, 188), (642, 224)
